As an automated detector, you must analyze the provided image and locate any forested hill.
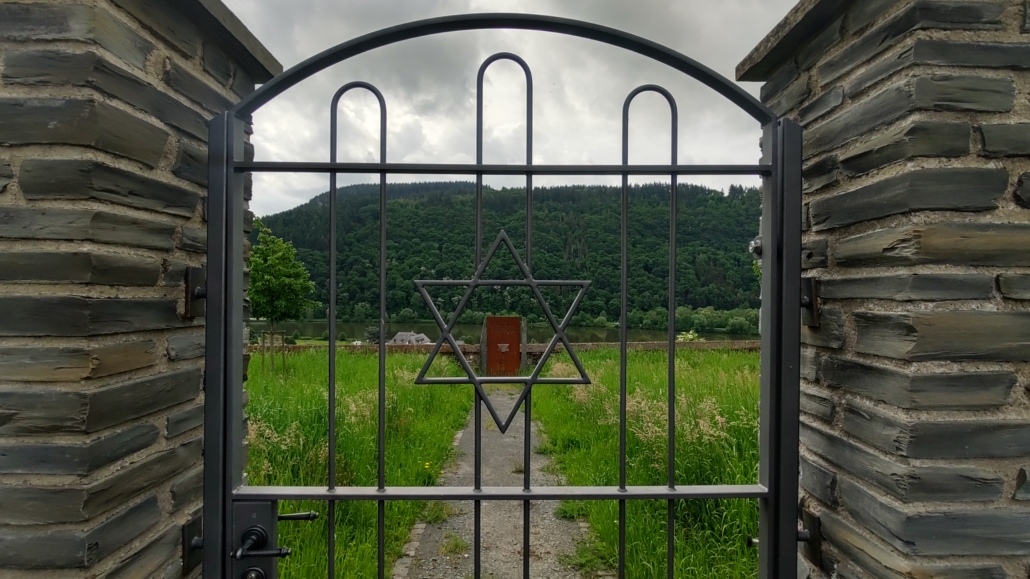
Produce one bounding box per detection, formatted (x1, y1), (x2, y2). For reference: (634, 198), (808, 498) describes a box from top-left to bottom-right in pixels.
(257, 181), (761, 324)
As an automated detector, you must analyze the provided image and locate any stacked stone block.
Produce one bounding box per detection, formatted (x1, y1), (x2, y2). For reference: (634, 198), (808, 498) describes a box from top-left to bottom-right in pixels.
(0, 1), (277, 575)
(739, 0), (1030, 577)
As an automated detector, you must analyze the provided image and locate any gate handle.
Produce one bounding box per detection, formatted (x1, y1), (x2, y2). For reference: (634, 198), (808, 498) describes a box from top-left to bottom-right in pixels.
(232, 526), (291, 560)
(279, 511), (319, 521)
(237, 548), (291, 559)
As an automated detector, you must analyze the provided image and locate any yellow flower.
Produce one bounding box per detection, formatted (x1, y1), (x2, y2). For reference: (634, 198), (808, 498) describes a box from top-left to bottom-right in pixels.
(424, 462), (430, 469)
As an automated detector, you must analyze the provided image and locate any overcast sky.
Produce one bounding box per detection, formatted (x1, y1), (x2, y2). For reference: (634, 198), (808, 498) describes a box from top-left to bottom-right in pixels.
(221, 0), (796, 217)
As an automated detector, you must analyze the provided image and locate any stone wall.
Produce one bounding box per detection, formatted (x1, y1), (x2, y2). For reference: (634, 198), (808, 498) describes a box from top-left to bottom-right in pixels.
(0, 1), (278, 576)
(739, 1), (1030, 577)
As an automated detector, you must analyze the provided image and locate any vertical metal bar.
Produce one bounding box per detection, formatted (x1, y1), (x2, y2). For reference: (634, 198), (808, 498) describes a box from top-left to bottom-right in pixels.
(757, 119), (802, 579)
(474, 392), (482, 579)
(375, 89), (389, 579)
(378, 143), (387, 579)
(227, 119), (245, 493)
(328, 85), (340, 579)
(618, 97), (630, 579)
(525, 62), (534, 271)
(476, 53), (534, 267)
(523, 390), (531, 579)
(522, 56), (534, 579)
(667, 501), (675, 577)
(474, 61), (484, 579)
(666, 111), (678, 579)
(778, 119), (803, 578)
(667, 177), (675, 572)
(757, 120), (777, 579)
(474, 54), (535, 577)
(203, 112), (230, 579)
(330, 82), (388, 579)
(618, 85), (678, 579)
(475, 74), (484, 268)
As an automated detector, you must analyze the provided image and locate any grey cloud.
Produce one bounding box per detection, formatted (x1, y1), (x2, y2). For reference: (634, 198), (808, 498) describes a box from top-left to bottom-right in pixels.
(221, 0), (795, 215)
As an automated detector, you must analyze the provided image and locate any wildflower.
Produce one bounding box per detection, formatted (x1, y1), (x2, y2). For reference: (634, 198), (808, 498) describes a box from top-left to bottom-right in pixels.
(424, 462), (430, 469)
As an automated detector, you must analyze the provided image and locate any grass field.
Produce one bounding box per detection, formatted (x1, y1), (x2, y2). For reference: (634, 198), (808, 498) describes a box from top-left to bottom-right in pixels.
(535, 349), (760, 578)
(245, 347), (759, 578)
(245, 350), (472, 577)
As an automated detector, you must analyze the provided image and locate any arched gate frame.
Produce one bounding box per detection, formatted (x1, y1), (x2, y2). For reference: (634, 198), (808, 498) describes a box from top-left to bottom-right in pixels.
(204, 13), (801, 579)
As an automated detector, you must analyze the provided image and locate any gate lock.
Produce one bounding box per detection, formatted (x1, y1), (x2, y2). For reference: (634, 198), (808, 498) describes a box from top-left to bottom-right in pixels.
(231, 502), (318, 579)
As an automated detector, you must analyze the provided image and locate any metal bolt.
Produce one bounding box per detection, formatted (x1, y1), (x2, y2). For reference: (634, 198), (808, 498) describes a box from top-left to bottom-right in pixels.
(749, 236), (762, 259)
(243, 569), (266, 579)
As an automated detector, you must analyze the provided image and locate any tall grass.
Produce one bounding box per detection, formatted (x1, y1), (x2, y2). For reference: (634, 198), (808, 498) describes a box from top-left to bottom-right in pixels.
(245, 350), (472, 578)
(246, 348), (760, 578)
(535, 349), (761, 578)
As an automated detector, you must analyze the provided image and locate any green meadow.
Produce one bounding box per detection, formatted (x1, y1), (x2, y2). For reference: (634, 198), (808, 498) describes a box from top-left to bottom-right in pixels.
(245, 347), (760, 578)
(534, 349), (760, 578)
(244, 350), (472, 577)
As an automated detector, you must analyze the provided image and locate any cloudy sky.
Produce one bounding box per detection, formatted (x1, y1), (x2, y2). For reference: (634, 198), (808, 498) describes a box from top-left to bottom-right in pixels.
(221, 0), (796, 217)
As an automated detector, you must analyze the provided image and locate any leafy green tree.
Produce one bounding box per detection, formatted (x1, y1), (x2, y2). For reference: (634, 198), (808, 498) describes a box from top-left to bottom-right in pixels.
(249, 219), (318, 329)
(256, 181), (764, 329)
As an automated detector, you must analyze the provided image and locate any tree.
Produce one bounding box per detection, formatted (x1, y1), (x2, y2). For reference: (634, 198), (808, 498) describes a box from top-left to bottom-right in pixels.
(249, 219), (318, 328)
(257, 180), (764, 325)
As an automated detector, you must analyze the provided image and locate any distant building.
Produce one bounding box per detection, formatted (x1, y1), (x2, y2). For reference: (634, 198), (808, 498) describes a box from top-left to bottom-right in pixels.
(388, 332), (432, 345)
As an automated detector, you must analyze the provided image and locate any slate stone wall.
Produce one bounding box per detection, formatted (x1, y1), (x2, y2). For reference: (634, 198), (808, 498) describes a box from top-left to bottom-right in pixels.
(744, 1), (1030, 577)
(0, 1), (275, 576)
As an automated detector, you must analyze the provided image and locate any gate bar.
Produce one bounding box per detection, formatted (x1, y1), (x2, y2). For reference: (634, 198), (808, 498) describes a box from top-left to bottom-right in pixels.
(622, 84), (680, 579)
(757, 118), (802, 579)
(235, 161), (770, 175)
(235, 484), (768, 501)
(204, 112), (246, 579)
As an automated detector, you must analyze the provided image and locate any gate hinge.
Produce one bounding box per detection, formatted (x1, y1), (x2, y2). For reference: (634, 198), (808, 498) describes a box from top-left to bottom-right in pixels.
(801, 277), (819, 328)
(800, 508), (823, 568)
(182, 514), (203, 576)
(186, 266), (207, 318)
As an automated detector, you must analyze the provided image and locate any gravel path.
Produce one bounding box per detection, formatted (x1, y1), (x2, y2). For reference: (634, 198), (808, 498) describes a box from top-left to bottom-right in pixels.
(399, 391), (584, 579)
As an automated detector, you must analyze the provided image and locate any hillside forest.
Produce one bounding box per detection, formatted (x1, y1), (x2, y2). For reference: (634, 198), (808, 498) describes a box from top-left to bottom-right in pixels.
(255, 181), (762, 334)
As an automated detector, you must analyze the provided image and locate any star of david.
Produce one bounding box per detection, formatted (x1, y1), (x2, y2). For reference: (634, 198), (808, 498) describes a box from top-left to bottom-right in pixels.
(415, 231), (591, 433)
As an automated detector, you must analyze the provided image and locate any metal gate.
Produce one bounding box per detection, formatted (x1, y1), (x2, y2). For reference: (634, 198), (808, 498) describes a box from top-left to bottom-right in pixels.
(204, 13), (801, 579)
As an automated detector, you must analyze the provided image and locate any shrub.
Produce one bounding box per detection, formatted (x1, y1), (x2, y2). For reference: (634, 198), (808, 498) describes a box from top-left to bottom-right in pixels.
(627, 310), (644, 328)
(364, 326), (380, 344)
(571, 311), (595, 327)
(320, 330), (330, 340)
(726, 317), (751, 335)
(457, 310), (486, 325)
(674, 306), (694, 331)
(290, 329), (301, 339)
(284, 336), (297, 345)
(641, 307), (668, 331)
